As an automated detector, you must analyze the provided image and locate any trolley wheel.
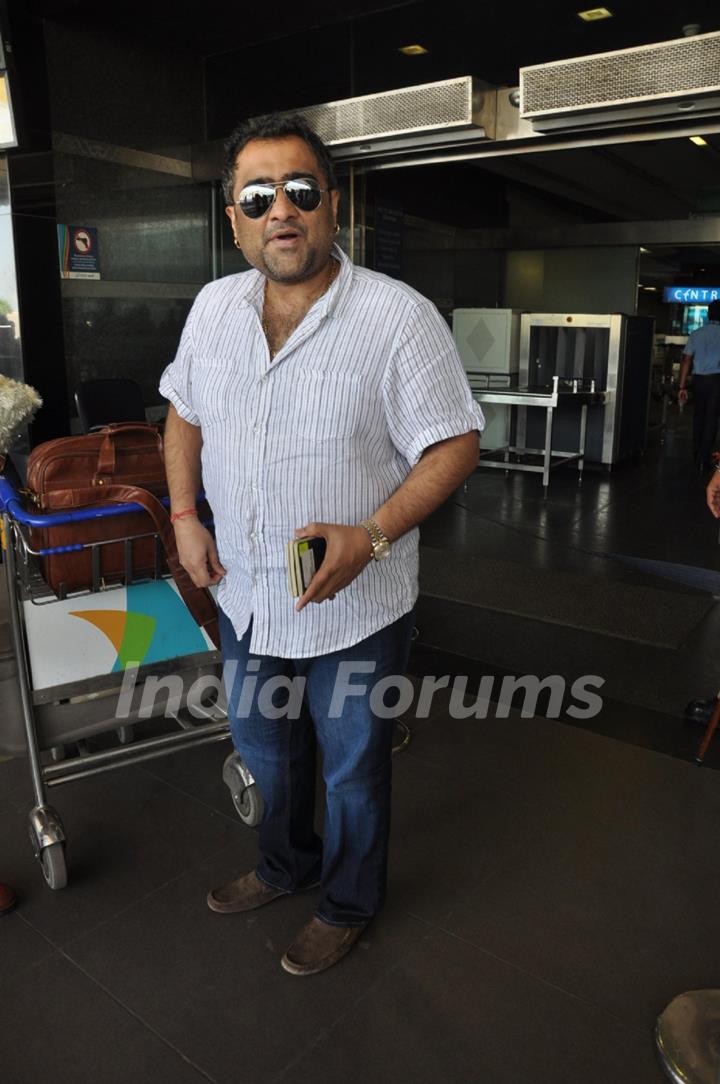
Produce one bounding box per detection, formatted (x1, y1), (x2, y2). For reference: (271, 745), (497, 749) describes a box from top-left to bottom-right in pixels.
(40, 842), (68, 891)
(392, 718), (411, 755)
(232, 784), (263, 827)
(222, 752), (264, 828)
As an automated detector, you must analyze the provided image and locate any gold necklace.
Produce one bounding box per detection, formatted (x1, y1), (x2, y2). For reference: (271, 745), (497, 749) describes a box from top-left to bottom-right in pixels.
(262, 259), (338, 360)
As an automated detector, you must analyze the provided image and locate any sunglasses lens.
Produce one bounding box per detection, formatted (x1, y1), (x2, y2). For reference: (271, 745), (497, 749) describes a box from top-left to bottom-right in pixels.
(285, 179), (322, 212)
(238, 184), (275, 219)
(237, 179), (323, 218)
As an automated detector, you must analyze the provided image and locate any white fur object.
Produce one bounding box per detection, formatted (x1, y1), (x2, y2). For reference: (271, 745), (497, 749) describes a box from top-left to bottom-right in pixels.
(0, 374), (43, 454)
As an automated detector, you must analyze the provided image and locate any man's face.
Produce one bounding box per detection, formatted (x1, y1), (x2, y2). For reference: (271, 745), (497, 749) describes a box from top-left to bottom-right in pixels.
(225, 135), (340, 284)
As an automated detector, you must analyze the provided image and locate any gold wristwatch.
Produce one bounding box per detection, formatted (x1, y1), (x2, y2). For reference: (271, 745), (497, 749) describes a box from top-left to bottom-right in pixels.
(360, 518), (392, 560)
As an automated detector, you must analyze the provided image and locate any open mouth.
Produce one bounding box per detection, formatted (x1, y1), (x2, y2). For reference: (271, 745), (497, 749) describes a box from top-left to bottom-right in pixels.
(269, 229), (302, 245)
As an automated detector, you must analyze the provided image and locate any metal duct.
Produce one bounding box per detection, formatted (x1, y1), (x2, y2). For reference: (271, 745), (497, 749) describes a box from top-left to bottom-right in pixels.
(520, 30), (720, 132)
(273, 77), (496, 147)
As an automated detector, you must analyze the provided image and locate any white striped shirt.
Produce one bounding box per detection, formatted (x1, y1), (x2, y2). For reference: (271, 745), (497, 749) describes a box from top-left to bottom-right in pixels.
(159, 244), (484, 658)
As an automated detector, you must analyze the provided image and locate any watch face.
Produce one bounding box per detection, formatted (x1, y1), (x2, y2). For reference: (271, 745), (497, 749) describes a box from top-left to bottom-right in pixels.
(374, 540), (391, 559)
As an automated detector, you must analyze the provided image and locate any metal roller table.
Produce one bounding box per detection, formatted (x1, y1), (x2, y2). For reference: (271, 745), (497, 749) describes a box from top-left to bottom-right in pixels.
(473, 374), (606, 497)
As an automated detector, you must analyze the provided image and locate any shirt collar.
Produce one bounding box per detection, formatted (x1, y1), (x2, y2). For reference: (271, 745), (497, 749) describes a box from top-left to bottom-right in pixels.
(235, 269), (266, 311)
(322, 243), (352, 319)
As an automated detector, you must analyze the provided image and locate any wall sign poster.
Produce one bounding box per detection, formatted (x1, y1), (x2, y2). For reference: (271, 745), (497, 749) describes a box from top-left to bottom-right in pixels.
(57, 225), (101, 279)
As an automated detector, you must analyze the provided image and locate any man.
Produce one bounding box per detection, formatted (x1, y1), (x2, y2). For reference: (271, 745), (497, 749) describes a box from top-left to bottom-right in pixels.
(160, 114), (483, 976)
(678, 299), (720, 469)
(706, 437), (720, 516)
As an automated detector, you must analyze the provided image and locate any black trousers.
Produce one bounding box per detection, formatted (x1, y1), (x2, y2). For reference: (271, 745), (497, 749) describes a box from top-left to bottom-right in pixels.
(692, 373), (720, 463)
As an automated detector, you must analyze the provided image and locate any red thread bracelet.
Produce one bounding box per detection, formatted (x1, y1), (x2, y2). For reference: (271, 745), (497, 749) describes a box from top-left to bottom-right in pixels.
(170, 508), (198, 524)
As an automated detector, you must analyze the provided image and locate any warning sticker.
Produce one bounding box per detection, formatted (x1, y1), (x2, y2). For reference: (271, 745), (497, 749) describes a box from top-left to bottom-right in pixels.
(58, 225), (101, 280)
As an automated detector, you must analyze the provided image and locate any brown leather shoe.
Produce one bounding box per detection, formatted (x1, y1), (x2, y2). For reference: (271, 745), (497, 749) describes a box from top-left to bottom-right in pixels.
(0, 883), (17, 915)
(207, 870), (287, 914)
(281, 916), (367, 976)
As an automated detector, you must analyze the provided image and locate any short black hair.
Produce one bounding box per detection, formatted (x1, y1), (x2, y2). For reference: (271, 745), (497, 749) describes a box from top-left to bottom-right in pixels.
(708, 299), (720, 322)
(221, 113), (337, 205)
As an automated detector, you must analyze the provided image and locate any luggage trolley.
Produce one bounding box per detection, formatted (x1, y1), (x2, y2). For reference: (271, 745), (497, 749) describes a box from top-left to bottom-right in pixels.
(0, 475), (262, 890)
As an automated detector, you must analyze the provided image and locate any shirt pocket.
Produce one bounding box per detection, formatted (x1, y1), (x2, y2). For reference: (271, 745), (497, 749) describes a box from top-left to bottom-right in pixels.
(194, 358), (255, 427)
(292, 370), (365, 442)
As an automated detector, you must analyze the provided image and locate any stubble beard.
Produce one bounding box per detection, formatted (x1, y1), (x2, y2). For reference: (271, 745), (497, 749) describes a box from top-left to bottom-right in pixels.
(259, 230), (334, 285)
(261, 248), (319, 284)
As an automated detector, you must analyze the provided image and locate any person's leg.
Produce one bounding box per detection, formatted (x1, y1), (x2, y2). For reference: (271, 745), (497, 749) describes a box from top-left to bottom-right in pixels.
(300, 610), (416, 926)
(692, 374), (709, 460)
(218, 608), (322, 893)
(692, 374), (720, 465)
(703, 374), (720, 463)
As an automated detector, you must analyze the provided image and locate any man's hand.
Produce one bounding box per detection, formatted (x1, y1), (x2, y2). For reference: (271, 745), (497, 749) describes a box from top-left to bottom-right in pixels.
(706, 471), (720, 518)
(174, 517), (226, 587)
(678, 355), (692, 406)
(294, 522), (373, 611)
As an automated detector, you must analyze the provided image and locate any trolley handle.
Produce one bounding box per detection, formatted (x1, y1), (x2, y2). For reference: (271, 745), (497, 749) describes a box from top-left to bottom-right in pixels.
(0, 475), (174, 528)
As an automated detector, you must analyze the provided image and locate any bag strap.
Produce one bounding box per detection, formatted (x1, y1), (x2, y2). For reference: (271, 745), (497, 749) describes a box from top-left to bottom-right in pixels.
(80, 483), (220, 649)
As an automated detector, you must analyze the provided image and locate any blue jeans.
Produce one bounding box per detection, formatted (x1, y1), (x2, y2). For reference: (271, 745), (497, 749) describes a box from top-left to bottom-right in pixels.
(218, 607), (415, 926)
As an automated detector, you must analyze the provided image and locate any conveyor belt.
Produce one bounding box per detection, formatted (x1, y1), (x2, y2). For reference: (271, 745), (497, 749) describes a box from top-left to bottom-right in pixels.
(471, 376), (606, 497)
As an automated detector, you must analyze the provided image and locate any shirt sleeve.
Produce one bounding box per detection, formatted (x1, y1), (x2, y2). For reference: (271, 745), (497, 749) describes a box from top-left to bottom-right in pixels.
(684, 329), (698, 358)
(158, 301), (201, 426)
(382, 300), (485, 466)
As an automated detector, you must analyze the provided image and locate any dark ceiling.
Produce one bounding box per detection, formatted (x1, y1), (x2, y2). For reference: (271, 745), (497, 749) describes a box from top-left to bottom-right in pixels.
(23, 0), (720, 86)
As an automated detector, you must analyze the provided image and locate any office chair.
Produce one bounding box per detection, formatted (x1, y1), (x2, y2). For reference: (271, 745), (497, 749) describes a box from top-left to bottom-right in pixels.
(75, 378), (146, 433)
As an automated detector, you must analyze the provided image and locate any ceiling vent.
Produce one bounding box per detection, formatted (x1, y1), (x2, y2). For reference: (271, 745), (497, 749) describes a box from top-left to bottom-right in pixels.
(277, 77), (496, 148)
(520, 30), (720, 132)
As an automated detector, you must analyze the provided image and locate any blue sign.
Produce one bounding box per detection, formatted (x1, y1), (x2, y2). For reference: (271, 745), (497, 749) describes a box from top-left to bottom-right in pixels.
(663, 286), (720, 304)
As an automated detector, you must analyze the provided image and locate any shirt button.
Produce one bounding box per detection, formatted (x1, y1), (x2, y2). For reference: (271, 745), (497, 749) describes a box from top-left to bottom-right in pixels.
(249, 532), (256, 541)
(251, 483), (258, 492)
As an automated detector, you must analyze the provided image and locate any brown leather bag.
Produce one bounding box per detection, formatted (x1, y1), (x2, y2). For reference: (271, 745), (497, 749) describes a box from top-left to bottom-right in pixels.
(28, 423), (168, 593)
(26, 424), (219, 648)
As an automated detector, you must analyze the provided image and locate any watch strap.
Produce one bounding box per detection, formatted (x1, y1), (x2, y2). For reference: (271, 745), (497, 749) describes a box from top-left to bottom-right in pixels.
(360, 517), (390, 558)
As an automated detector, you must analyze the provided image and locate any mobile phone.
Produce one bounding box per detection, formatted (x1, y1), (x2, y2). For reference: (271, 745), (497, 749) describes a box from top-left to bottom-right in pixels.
(285, 536), (327, 597)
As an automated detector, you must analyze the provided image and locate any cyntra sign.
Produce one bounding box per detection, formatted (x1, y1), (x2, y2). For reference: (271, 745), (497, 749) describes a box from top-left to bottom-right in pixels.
(663, 286), (720, 303)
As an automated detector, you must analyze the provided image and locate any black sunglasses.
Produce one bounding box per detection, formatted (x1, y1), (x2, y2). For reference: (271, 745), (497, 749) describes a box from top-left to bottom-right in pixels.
(234, 177), (326, 219)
